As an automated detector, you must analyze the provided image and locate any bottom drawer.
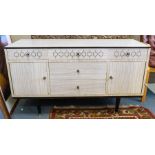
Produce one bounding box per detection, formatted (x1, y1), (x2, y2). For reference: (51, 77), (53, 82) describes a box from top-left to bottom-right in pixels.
(50, 80), (106, 96)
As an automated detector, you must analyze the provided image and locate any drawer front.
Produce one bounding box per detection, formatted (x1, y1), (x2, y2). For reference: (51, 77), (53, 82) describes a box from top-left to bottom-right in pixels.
(7, 48), (149, 61)
(79, 80), (106, 96)
(7, 49), (48, 61)
(48, 48), (148, 61)
(49, 62), (107, 80)
(50, 80), (106, 96)
(50, 80), (79, 96)
(105, 48), (148, 60)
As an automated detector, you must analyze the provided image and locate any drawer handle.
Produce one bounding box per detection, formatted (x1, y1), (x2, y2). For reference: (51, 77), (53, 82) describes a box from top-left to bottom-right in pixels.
(43, 76), (47, 80)
(109, 76), (113, 80)
(76, 52), (80, 57)
(26, 53), (30, 57)
(77, 69), (80, 73)
(76, 86), (80, 90)
(126, 52), (130, 57)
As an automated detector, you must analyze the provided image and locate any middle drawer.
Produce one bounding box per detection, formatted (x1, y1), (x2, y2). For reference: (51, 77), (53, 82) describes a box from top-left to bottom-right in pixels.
(49, 62), (107, 80)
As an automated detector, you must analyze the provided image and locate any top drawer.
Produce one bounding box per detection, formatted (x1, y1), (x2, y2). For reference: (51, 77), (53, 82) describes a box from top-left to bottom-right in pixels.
(6, 49), (48, 61)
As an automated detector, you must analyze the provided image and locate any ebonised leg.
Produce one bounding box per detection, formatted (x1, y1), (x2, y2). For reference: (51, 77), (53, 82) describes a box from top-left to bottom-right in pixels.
(115, 97), (121, 113)
(37, 103), (41, 114)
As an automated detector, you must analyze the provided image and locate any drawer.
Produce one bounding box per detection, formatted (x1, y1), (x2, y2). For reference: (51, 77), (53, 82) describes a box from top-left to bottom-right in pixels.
(50, 80), (106, 96)
(79, 80), (106, 96)
(105, 48), (149, 60)
(48, 48), (105, 60)
(49, 62), (107, 80)
(6, 49), (48, 61)
(48, 48), (149, 61)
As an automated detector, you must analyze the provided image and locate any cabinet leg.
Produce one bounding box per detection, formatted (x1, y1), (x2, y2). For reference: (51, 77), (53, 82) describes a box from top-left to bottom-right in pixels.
(115, 97), (121, 113)
(37, 104), (41, 114)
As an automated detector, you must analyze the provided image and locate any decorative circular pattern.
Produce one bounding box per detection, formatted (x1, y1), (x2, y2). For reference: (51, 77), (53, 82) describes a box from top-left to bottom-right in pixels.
(98, 51), (104, 57)
(93, 51), (98, 57)
(87, 51), (92, 57)
(70, 51), (75, 57)
(14, 52), (19, 57)
(51, 49), (143, 59)
(37, 52), (42, 57)
(52, 50), (106, 58)
(20, 52), (25, 57)
(114, 51), (119, 57)
(120, 51), (125, 57)
(137, 51), (141, 57)
(31, 52), (36, 57)
(81, 51), (86, 57)
(58, 51), (63, 57)
(65, 51), (69, 57)
(131, 52), (136, 57)
(53, 52), (58, 57)
(13, 49), (143, 59)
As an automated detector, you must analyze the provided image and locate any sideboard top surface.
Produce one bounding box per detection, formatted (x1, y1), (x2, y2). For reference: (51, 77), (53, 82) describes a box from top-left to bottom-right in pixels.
(5, 39), (150, 48)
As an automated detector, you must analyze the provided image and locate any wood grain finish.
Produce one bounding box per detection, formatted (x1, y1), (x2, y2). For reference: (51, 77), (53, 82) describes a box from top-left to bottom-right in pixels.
(49, 62), (107, 80)
(5, 39), (150, 98)
(6, 39), (150, 48)
(50, 80), (106, 96)
(9, 63), (49, 96)
(107, 62), (146, 94)
(49, 62), (107, 96)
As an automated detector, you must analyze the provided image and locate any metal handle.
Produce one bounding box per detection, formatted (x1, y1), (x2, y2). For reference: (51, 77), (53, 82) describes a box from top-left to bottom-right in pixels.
(77, 69), (80, 73)
(26, 53), (30, 57)
(77, 86), (79, 90)
(76, 52), (80, 57)
(43, 76), (46, 80)
(126, 52), (130, 57)
(109, 76), (113, 80)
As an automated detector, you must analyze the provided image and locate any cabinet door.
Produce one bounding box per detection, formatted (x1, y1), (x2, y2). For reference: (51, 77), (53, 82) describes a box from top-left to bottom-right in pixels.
(107, 62), (146, 95)
(9, 63), (49, 97)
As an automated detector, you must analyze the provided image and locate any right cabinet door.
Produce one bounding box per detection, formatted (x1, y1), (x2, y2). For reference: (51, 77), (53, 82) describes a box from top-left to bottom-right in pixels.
(107, 62), (146, 95)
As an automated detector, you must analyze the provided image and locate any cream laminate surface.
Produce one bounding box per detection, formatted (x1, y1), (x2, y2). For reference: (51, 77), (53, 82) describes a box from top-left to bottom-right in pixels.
(6, 39), (149, 48)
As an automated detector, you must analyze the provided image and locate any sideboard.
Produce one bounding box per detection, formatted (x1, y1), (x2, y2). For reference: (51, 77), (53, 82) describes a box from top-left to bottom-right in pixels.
(4, 39), (150, 111)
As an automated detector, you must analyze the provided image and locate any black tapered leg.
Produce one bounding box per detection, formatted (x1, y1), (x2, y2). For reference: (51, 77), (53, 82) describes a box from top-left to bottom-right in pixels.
(37, 104), (41, 114)
(115, 97), (121, 113)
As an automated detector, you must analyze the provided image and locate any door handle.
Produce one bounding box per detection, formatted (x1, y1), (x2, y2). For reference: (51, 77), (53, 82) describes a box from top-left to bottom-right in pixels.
(43, 76), (47, 80)
(77, 69), (80, 73)
(76, 86), (80, 90)
(109, 76), (113, 80)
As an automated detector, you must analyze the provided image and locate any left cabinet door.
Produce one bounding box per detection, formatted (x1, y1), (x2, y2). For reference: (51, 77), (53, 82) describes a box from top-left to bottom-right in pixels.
(9, 63), (49, 97)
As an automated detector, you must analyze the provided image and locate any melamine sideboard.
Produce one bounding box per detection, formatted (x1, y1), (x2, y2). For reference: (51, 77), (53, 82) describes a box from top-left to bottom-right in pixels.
(4, 39), (150, 111)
